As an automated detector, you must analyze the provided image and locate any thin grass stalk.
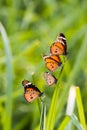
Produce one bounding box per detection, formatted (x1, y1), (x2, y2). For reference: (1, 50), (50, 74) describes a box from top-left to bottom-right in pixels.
(40, 100), (46, 130)
(0, 22), (13, 130)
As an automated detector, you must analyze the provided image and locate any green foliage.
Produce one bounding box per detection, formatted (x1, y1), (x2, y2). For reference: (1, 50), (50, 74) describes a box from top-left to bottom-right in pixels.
(76, 87), (86, 130)
(0, 0), (87, 130)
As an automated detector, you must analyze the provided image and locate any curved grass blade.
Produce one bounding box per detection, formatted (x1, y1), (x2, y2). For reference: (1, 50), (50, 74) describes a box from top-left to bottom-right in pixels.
(0, 22), (13, 130)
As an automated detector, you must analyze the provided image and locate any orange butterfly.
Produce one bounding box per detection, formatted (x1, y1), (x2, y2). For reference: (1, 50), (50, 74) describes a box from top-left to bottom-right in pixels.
(50, 33), (67, 55)
(22, 80), (43, 103)
(42, 54), (62, 72)
(44, 72), (57, 86)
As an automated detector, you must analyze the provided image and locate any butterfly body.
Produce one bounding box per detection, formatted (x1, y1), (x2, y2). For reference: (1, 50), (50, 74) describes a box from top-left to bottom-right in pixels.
(42, 54), (62, 72)
(50, 33), (67, 55)
(22, 80), (42, 103)
(44, 72), (57, 86)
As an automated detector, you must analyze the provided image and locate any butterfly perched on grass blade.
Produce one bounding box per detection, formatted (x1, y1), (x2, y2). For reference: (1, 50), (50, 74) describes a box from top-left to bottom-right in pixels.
(42, 54), (62, 72)
(22, 80), (43, 103)
(44, 72), (57, 86)
(50, 33), (67, 55)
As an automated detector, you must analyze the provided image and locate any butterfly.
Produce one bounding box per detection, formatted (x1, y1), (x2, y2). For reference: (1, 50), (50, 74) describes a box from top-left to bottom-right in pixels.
(50, 33), (67, 55)
(22, 80), (43, 103)
(42, 54), (62, 72)
(44, 72), (57, 86)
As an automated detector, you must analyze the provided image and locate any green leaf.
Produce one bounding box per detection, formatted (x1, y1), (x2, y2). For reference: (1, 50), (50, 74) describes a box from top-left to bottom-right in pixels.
(56, 28), (87, 120)
(46, 82), (61, 130)
(0, 22), (13, 130)
(70, 114), (84, 130)
(76, 87), (86, 130)
(58, 116), (70, 130)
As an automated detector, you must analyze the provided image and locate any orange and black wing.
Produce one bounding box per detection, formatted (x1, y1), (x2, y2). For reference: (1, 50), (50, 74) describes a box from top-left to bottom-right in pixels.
(24, 87), (42, 103)
(44, 72), (57, 86)
(43, 55), (62, 72)
(49, 55), (62, 64)
(50, 42), (66, 55)
(22, 80), (42, 103)
(50, 33), (67, 55)
(46, 60), (58, 72)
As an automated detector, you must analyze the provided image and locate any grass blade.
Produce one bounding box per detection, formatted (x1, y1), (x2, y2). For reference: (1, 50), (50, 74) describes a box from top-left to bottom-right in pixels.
(40, 100), (46, 130)
(0, 22), (13, 130)
(56, 28), (87, 119)
(57, 116), (70, 130)
(66, 86), (76, 116)
(46, 82), (61, 130)
(76, 87), (86, 130)
(70, 114), (84, 130)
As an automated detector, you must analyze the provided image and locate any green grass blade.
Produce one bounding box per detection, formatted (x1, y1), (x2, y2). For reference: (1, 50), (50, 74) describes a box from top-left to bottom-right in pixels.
(57, 116), (70, 130)
(56, 28), (87, 118)
(40, 100), (46, 130)
(0, 22), (13, 130)
(76, 87), (86, 130)
(70, 114), (84, 130)
(46, 82), (61, 130)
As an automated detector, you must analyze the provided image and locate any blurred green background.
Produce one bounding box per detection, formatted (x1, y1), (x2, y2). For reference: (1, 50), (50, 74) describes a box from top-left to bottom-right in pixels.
(0, 0), (87, 130)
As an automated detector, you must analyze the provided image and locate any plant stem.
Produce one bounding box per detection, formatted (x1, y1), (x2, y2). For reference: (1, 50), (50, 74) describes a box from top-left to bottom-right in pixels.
(40, 100), (46, 130)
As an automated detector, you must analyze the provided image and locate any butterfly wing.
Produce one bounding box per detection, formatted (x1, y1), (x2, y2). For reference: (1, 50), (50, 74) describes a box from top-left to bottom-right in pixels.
(43, 55), (62, 72)
(50, 33), (67, 55)
(50, 42), (66, 55)
(44, 72), (57, 86)
(22, 80), (42, 103)
(24, 87), (41, 102)
(46, 61), (58, 72)
(50, 55), (62, 64)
